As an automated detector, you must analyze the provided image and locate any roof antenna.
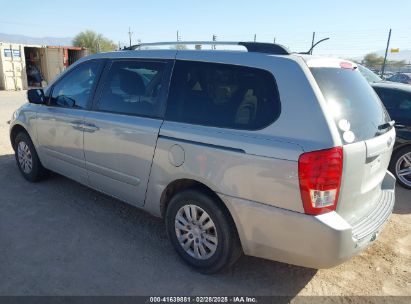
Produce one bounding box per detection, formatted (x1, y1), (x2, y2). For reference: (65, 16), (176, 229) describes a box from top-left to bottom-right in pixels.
(302, 37), (330, 55)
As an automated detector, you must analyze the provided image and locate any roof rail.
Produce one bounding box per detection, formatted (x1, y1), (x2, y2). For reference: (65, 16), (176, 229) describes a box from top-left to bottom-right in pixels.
(125, 41), (290, 55)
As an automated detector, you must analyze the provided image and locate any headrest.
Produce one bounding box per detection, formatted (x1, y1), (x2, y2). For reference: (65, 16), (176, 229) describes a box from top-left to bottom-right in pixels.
(118, 69), (146, 95)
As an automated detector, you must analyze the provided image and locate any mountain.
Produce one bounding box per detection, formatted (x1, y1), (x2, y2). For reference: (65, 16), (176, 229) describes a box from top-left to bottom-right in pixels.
(374, 49), (411, 62)
(0, 33), (73, 46)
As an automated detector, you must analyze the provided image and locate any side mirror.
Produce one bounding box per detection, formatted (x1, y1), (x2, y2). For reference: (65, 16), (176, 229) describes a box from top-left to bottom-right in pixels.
(27, 89), (45, 104)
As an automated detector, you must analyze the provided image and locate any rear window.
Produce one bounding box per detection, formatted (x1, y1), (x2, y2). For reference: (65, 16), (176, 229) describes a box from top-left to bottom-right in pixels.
(310, 67), (391, 144)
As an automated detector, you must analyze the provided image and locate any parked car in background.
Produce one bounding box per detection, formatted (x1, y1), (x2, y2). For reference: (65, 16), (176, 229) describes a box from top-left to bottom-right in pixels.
(383, 71), (395, 79)
(386, 73), (411, 85)
(373, 83), (411, 189)
(10, 43), (396, 273)
(358, 64), (411, 189)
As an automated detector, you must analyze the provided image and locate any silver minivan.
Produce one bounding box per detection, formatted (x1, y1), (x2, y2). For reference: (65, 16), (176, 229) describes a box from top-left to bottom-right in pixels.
(9, 42), (396, 273)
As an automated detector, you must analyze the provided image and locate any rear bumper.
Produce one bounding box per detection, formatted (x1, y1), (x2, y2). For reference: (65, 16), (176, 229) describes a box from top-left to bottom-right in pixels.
(220, 171), (395, 269)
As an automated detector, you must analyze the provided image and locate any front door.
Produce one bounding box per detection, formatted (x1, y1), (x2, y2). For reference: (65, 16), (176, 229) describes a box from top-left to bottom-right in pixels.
(36, 60), (103, 184)
(83, 59), (173, 206)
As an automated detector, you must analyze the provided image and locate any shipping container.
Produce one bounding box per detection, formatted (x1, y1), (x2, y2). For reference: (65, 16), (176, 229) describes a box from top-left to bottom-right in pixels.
(64, 46), (88, 67)
(0, 42), (28, 90)
(24, 45), (45, 88)
(0, 42), (88, 91)
(41, 46), (88, 84)
(40, 46), (65, 84)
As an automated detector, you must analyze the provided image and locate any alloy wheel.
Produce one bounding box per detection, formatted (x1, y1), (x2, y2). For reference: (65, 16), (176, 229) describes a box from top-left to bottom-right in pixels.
(396, 152), (411, 187)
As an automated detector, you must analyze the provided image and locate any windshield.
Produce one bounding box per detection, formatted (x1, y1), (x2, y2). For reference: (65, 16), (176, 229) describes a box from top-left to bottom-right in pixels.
(311, 67), (391, 144)
(357, 64), (382, 83)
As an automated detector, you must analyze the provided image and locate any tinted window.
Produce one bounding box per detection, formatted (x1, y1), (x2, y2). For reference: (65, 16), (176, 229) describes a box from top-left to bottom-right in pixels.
(375, 88), (411, 122)
(311, 68), (391, 143)
(388, 75), (397, 82)
(51, 61), (101, 109)
(373, 88), (398, 110)
(97, 60), (166, 117)
(165, 61), (281, 130)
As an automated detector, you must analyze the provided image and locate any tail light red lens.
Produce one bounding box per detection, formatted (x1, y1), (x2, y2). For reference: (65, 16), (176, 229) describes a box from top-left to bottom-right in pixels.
(298, 147), (343, 215)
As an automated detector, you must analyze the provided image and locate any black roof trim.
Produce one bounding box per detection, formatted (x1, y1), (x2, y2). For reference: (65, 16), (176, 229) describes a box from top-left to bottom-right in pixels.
(238, 42), (290, 55)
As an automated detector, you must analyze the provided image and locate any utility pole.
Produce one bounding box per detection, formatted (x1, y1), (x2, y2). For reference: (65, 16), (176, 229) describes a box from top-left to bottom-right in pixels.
(273, 37), (276, 44)
(96, 38), (100, 53)
(254, 34), (257, 42)
(310, 32), (316, 55)
(118, 41), (121, 51)
(128, 27), (133, 47)
(212, 34), (217, 50)
(176, 30), (181, 42)
(381, 29), (392, 78)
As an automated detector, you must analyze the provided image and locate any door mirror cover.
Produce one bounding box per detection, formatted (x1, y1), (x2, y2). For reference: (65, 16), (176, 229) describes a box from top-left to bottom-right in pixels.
(27, 89), (45, 104)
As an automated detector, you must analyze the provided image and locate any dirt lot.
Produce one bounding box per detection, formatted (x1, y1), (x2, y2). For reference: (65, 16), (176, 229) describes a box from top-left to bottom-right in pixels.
(0, 90), (410, 296)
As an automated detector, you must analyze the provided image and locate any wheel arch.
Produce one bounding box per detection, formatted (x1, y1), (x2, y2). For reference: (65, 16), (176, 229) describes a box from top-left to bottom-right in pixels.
(160, 179), (222, 217)
(159, 178), (241, 243)
(10, 124), (30, 151)
(393, 142), (411, 153)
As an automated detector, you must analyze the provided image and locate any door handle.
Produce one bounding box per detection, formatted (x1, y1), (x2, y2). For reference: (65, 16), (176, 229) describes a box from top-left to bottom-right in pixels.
(69, 120), (84, 131)
(82, 122), (99, 132)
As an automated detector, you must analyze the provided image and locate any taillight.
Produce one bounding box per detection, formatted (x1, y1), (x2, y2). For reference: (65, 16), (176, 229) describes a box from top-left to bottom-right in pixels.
(298, 147), (343, 215)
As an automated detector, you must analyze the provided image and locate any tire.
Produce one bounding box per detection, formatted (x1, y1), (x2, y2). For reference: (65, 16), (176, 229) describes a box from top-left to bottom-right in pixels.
(165, 189), (242, 274)
(14, 132), (48, 182)
(389, 145), (411, 189)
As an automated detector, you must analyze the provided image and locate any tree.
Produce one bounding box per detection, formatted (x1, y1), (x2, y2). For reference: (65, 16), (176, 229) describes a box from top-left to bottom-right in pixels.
(362, 53), (384, 70)
(362, 52), (407, 71)
(389, 59), (407, 68)
(73, 30), (116, 54)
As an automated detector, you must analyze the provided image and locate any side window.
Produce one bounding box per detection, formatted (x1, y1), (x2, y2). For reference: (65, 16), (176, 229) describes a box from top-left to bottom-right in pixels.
(165, 60), (281, 130)
(396, 92), (411, 122)
(97, 60), (166, 117)
(389, 75), (398, 82)
(375, 88), (411, 122)
(50, 60), (101, 109)
(374, 88), (397, 110)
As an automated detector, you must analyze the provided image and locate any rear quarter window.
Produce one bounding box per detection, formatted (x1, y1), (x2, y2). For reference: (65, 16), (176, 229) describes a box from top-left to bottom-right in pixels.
(311, 67), (391, 144)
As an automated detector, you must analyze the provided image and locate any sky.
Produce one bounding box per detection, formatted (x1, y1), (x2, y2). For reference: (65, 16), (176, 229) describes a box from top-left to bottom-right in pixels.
(0, 0), (410, 58)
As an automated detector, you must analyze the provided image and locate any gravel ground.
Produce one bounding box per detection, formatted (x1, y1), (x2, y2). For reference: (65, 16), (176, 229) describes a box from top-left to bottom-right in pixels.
(0, 90), (410, 296)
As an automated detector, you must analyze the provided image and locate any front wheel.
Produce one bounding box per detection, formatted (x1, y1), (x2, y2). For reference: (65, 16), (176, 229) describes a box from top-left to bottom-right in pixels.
(165, 189), (242, 274)
(14, 132), (48, 182)
(389, 146), (411, 189)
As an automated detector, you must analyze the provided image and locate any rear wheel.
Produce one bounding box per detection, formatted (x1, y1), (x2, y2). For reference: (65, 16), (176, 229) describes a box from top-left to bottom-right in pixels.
(165, 189), (242, 274)
(14, 132), (48, 182)
(389, 146), (411, 189)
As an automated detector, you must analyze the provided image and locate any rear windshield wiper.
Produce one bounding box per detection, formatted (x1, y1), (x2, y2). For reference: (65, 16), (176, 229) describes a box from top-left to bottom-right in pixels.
(378, 120), (395, 131)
